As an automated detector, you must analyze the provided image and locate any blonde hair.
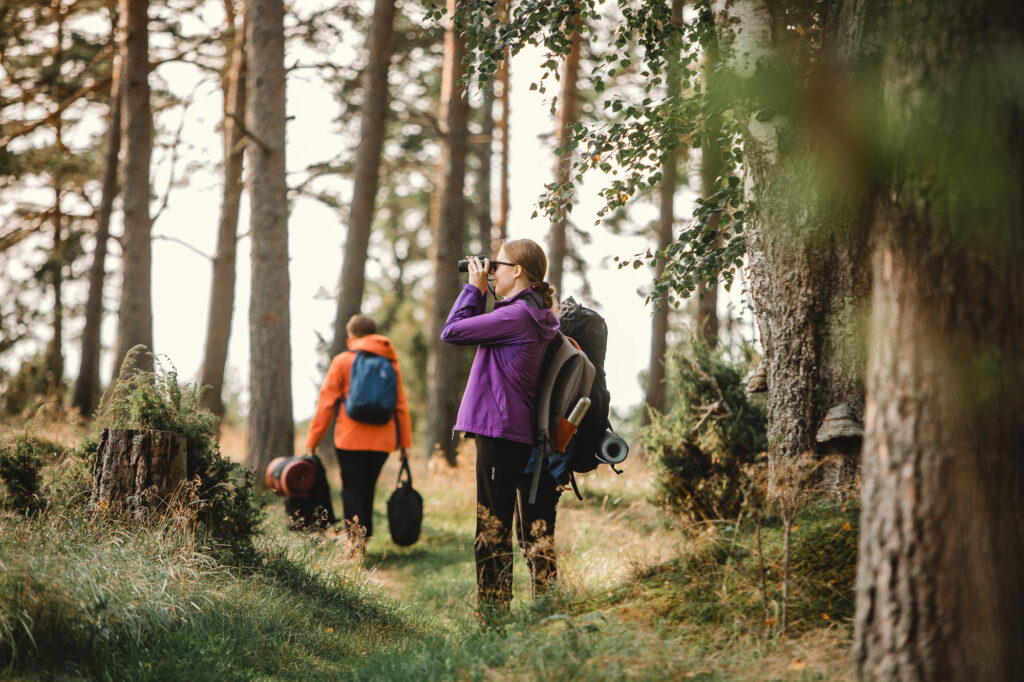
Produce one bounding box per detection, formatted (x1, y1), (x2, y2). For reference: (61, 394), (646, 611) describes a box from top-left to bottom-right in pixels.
(346, 314), (377, 338)
(499, 238), (557, 311)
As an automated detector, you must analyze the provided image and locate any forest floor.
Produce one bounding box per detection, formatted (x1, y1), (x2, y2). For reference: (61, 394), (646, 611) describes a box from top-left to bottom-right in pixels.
(1, 419), (854, 680)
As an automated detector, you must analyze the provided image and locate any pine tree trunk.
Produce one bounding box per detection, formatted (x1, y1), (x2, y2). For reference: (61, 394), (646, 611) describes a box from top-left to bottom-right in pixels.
(91, 427), (188, 514)
(111, 0), (153, 378)
(715, 0), (870, 485)
(494, 0), (510, 243)
(329, 0), (397, 357)
(477, 83), (494, 258)
(427, 0), (470, 466)
(642, 0), (684, 427)
(246, 0), (294, 476)
(855, 0), (1024, 677)
(199, 9), (247, 417)
(696, 81), (722, 349)
(73, 49), (122, 417)
(547, 26), (582, 297)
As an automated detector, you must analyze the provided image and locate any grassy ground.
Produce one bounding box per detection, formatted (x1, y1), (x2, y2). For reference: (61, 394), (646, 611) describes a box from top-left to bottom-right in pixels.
(1, 420), (854, 680)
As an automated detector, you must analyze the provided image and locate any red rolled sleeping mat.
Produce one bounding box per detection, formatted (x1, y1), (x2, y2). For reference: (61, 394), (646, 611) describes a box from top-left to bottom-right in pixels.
(265, 456), (317, 497)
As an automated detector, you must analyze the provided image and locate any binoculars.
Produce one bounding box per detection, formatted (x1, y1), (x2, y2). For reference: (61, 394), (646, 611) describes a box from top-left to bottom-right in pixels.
(457, 255), (496, 273)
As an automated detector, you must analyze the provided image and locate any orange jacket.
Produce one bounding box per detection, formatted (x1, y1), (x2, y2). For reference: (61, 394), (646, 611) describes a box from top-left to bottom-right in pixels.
(305, 334), (413, 453)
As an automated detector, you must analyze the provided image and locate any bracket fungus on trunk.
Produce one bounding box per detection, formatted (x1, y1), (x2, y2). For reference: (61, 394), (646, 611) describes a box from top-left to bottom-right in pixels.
(815, 404), (863, 443)
(745, 361), (767, 394)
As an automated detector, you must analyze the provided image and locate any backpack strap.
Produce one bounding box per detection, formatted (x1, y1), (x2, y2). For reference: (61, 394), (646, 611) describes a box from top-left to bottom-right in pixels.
(569, 472), (583, 501)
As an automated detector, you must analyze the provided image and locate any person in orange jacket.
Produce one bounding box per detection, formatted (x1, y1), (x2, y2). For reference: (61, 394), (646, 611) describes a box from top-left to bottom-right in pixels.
(306, 314), (413, 542)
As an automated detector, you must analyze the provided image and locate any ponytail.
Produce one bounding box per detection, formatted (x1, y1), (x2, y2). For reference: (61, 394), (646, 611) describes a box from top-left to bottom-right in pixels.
(531, 281), (557, 312)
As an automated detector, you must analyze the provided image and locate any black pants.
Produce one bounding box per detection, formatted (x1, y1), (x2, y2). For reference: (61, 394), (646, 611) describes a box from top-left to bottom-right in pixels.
(335, 449), (389, 539)
(475, 436), (561, 613)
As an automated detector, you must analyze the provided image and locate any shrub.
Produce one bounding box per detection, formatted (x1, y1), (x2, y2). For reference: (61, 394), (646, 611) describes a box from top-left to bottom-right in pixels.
(95, 346), (263, 544)
(644, 342), (767, 521)
(0, 354), (59, 416)
(0, 431), (46, 515)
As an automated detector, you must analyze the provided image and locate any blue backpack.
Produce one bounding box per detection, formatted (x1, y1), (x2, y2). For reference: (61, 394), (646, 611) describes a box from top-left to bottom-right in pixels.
(345, 351), (398, 424)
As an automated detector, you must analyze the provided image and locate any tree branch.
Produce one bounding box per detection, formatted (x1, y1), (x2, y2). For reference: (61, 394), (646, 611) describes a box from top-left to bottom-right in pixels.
(151, 234), (212, 260)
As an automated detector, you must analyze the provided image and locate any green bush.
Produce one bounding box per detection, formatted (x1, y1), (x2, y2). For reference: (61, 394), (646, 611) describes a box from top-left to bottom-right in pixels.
(96, 346), (263, 544)
(0, 431), (46, 515)
(0, 354), (59, 416)
(644, 342), (767, 521)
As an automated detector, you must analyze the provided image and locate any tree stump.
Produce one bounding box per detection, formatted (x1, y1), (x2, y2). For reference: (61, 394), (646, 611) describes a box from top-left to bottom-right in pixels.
(91, 428), (188, 515)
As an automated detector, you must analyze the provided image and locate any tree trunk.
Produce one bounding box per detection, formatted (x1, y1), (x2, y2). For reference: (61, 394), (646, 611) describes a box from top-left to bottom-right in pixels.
(476, 81), (494, 257)
(328, 0), (397, 358)
(495, 0), (510, 243)
(111, 0), (153, 378)
(426, 0), (470, 466)
(642, 0), (684, 427)
(73, 48), (122, 417)
(855, 0), (1024, 677)
(91, 427), (187, 514)
(246, 0), (294, 476)
(547, 25), (582, 297)
(696, 78), (722, 349)
(199, 8), (247, 417)
(714, 0), (871, 486)
(46, 4), (66, 395)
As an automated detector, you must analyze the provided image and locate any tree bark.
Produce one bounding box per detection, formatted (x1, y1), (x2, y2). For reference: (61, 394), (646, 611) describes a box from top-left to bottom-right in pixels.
(494, 0), (510, 243)
(329, 0), (397, 358)
(111, 0), (153, 378)
(246, 0), (294, 476)
(476, 81), (494, 258)
(642, 0), (683, 427)
(73, 48), (122, 417)
(426, 0), (470, 466)
(547, 25), (583, 297)
(855, 0), (1024, 677)
(714, 0), (871, 485)
(199, 8), (247, 417)
(696, 71), (723, 349)
(91, 427), (188, 513)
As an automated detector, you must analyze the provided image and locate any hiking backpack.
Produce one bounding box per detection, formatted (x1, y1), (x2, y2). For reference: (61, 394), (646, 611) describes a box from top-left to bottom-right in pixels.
(556, 297), (614, 476)
(529, 330), (596, 502)
(529, 297), (623, 502)
(345, 351), (398, 424)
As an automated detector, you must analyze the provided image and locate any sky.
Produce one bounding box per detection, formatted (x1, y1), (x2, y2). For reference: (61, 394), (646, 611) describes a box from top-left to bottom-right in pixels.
(45, 0), (757, 427)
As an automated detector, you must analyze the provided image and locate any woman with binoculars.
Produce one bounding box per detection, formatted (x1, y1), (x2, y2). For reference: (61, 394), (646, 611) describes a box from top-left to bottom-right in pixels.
(440, 238), (562, 621)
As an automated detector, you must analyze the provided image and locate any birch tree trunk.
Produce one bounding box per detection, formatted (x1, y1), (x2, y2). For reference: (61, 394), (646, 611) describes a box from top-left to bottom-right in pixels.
(246, 0), (294, 475)
(426, 0), (470, 465)
(73, 49), (122, 417)
(855, 0), (1024, 676)
(329, 0), (397, 357)
(199, 7), (247, 417)
(111, 0), (153, 377)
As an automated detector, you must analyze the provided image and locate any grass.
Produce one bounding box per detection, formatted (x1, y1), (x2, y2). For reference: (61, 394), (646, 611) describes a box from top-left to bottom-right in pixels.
(1, 420), (855, 680)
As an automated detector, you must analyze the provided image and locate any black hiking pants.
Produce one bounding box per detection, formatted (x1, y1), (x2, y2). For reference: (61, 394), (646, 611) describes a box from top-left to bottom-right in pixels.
(475, 436), (561, 614)
(335, 449), (389, 539)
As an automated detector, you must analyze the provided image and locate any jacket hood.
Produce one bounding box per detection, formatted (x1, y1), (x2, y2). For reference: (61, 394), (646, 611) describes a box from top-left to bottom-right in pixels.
(347, 333), (398, 360)
(498, 289), (560, 342)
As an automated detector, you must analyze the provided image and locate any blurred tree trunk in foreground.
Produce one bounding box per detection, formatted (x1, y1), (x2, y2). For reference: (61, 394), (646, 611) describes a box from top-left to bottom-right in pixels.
(111, 0), (154, 378)
(329, 0), (398, 358)
(854, 0), (1024, 677)
(246, 0), (294, 476)
(199, 7), (248, 417)
(427, 0), (470, 466)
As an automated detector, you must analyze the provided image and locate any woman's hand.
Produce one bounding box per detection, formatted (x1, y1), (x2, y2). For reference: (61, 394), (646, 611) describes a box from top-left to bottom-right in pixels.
(468, 256), (490, 294)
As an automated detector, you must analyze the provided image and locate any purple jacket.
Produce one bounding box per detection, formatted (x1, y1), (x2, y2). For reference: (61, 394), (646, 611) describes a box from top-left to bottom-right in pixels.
(441, 284), (560, 445)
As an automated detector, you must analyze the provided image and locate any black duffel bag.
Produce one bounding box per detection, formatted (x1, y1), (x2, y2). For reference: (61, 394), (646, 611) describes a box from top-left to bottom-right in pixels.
(387, 459), (422, 546)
